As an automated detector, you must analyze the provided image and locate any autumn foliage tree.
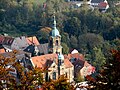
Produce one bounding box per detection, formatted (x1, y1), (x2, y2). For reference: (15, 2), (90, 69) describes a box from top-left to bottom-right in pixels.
(0, 50), (73, 90)
(42, 75), (74, 90)
(0, 50), (44, 90)
(87, 49), (120, 90)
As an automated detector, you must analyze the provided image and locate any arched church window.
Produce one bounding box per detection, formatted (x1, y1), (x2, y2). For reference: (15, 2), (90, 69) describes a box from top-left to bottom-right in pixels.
(52, 72), (56, 80)
(56, 40), (58, 46)
(65, 72), (68, 78)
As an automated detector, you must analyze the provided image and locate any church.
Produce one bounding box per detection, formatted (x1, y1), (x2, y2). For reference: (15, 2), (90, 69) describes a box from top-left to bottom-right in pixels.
(30, 15), (74, 82)
(29, 14), (95, 83)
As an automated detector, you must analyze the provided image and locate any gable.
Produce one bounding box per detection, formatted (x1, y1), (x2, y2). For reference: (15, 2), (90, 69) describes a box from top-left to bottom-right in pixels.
(26, 36), (40, 45)
(15, 36), (29, 49)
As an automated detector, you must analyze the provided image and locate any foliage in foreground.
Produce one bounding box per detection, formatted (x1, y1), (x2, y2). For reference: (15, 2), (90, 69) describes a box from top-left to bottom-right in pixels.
(87, 49), (120, 90)
(0, 50), (73, 90)
(42, 75), (74, 90)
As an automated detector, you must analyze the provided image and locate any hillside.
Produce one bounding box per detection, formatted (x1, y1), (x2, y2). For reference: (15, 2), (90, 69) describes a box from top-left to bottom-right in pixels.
(0, 0), (120, 71)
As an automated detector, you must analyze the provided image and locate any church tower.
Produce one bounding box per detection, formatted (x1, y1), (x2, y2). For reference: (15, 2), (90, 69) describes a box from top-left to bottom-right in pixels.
(48, 14), (62, 54)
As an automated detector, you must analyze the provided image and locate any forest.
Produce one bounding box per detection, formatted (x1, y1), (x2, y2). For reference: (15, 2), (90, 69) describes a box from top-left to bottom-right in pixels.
(0, 0), (120, 71)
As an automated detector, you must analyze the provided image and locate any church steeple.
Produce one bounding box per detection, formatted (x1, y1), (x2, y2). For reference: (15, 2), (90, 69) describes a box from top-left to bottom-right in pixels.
(53, 15), (56, 29)
(50, 13), (60, 37)
(48, 13), (62, 54)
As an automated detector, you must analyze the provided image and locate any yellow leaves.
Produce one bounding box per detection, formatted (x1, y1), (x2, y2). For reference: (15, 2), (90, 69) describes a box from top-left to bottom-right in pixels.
(0, 50), (45, 89)
(40, 27), (52, 33)
(6, 68), (15, 72)
(42, 75), (74, 90)
(0, 55), (5, 60)
(12, 50), (18, 54)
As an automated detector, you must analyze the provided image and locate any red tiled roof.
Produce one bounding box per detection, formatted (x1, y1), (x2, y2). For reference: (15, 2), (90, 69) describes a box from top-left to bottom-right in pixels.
(64, 59), (73, 68)
(0, 48), (5, 53)
(31, 54), (58, 68)
(31, 54), (73, 69)
(67, 53), (84, 60)
(0, 35), (4, 44)
(26, 36), (40, 45)
(98, 2), (108, 8)
(0, 35), (14, 45)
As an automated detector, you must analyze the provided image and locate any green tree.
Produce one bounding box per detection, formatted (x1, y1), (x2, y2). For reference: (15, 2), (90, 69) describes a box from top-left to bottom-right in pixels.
(61, 32), (70, 47)
(70, 35), (78, 49)
(61, 42), (69, 54)
(64, 17), (81, 37)
(78, 33), (104, 55)
(92, 47), (106, 71)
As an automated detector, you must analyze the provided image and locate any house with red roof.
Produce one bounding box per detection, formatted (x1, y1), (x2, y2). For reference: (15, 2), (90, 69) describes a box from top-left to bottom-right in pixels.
(90, 0), (109, 12)
(67, 51), (95, 80)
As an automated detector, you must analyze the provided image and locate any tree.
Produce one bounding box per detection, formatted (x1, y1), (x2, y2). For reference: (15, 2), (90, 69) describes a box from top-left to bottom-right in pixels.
(64, 17), (81, 37)
(61, 42), (69, 54)
(0, 50), (44, 90)
(78, 33), (104, 55)
(70, 35), (78, 49)
(37, 27), (51, 43)
(92, 47), (106, 71)
(61, 32), (70, 47)
(43, 75), (74, 90)
(87, 50), (120, 90)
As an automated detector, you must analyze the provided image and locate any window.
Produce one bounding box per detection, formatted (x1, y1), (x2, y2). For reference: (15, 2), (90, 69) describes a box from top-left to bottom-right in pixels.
(56, 40), (58, 46)
(72, 70), (74, 76)
(53, 66), (55, 68)
(50, 40), (53, 46)
(52, 72), (56, 80)
(65, 72), (68, 78)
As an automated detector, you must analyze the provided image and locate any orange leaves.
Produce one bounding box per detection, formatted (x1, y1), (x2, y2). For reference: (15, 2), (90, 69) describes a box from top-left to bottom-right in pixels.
(0, 50), (45, 89)
(86, 75), (96, 82)
(87, 50), (120, 90)
(111, 49), (118, 55)
(111, 49), (120, 61)
(42, 75), (74, 90)
(40, 27), (52, 33)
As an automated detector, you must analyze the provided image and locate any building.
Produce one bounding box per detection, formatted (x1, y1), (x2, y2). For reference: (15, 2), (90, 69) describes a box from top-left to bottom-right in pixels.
(0, 35), (29, 52)
(30, 15), (74, 83)
(67, 51), (95, 79)
(90, 0), (109, 12)
(67, 0), (92, 8)
(66, 0), (109, 12)
(0, 14), (95, 84)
